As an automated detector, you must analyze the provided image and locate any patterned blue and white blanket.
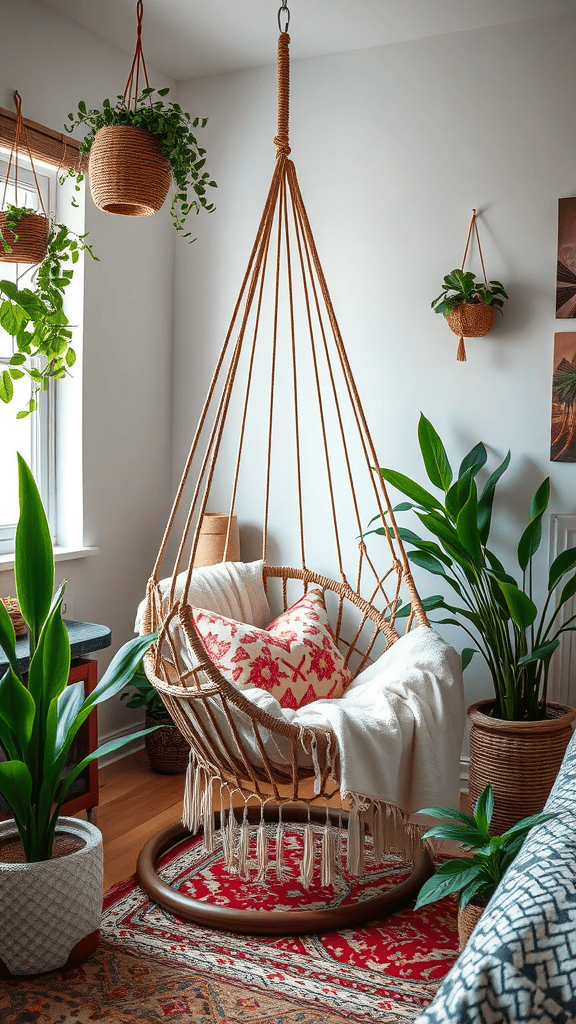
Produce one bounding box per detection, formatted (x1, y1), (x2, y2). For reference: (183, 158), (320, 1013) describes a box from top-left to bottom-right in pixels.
(415, 729), (576, 1024)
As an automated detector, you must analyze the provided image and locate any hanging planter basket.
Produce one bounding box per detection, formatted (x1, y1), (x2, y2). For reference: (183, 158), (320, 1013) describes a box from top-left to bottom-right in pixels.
(0, 210), (49, 264)
(468, 699), (575, 836)
(89, 124), (172, 217)
(446, 301), (494, 340)
(1, 92), (50, 265)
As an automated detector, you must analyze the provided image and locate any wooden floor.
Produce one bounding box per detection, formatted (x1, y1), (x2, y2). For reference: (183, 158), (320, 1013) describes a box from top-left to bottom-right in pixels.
(89, 750), (470, 894)
(92, 749), (187, 893)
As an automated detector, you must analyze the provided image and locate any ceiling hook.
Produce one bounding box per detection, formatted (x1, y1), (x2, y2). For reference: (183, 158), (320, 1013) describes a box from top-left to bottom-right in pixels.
(278, 1), (290, 34)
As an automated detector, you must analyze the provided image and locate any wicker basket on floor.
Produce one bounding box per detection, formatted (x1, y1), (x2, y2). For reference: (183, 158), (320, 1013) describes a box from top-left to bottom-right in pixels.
(145, 714), (189, 774)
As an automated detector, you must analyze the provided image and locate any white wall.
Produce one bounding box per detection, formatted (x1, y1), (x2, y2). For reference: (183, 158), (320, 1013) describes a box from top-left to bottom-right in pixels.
(0, 0), (175, 745)
(173, 10), (576, 745)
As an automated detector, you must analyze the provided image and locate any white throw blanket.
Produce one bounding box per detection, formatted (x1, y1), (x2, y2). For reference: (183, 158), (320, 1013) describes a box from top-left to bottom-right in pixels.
(242, 624), (464, 819)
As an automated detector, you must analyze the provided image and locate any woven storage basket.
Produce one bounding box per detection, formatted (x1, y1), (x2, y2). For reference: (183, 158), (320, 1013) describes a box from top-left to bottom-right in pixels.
(145, 714), (189, 774)
(457, 898), (486, 950)
(1, 598), (26, 638)
(0, 211), (49, 264)
(89, 125), (172, 217)
(446, 301), (494, 338)
(193, 513), (240, 568)
(468, 699), (575, 836)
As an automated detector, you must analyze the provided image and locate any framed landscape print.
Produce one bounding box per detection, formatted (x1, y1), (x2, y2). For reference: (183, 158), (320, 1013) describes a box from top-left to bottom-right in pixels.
(551, 332), (576, 460)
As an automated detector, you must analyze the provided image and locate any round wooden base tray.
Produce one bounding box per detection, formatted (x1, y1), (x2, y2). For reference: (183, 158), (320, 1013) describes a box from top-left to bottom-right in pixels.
(137, 805), (432, 936)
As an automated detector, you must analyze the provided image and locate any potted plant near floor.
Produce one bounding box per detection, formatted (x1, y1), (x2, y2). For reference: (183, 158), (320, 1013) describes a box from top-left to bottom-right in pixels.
(415, 785), (555, 949)
(373, 414), (576, 833)
(0, 213), (97, 417)
(0, 455), (159, 976)
(64, 1), (216, 238)
(121, 666), (189, 775)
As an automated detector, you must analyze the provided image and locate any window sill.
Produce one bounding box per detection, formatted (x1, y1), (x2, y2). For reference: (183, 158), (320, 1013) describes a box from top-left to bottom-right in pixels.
(0, 545), (99, 573)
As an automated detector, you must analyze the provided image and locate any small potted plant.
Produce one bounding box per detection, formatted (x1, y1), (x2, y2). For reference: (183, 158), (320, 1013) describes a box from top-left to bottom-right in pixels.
(372, 414), (576, 832)
(431, 269), (508, 360)
(0, 212), (97, 417)
(0, 454), (159, 975)
(414, 785), (556, 949)
(121, 666), (189, 774)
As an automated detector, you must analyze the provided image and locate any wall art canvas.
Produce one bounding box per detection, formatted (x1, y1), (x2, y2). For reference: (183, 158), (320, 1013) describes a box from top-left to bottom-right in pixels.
(551, 332), (576, 461)
(556, 198), (576, 317)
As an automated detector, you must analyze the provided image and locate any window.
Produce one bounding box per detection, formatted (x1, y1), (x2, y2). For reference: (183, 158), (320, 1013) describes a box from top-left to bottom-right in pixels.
(0, 107), (84, 560)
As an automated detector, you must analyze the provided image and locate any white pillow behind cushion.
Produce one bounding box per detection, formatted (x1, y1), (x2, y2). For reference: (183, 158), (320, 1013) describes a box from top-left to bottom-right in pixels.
(192, 588), (352, 709)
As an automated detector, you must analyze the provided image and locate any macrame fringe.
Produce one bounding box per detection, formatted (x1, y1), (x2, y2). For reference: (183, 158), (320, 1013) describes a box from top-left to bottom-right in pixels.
(299, 821), (314, 889)
(239, 813), (250, 880)
(320, 811), (337, 888)
(256, 815), (269, 882)
(275, 815), (286, 880)
(457, 336), (467, 361)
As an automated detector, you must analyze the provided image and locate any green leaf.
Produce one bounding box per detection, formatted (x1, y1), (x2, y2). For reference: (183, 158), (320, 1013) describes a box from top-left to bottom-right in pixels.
(379, 468), (443, 511)
(0, 667), (35, 758)
(0, 760), (32, 823)
(473, 785), (494, 838)
(558, 573), (576, 608)
(494, 578), (537, 629)
(461, 648), (476, 671)
(549, 547), (576, 593)
(477, 451), (511, 545)
(458, 442), (487, 480)
(408, 550), (447, 576)
(517, 640), (559, 668)
(414, 860), (482, 910)
(456, 481), (482, 567)
(500, 812), (557, 840)
(394, 595), (446, 618)
(422, 823), (486, 846)
(417, 415), (453, 490)
(14, 455), (54, 652)
(55, 725), (162, 803)
(518, 479), (550, 572)
(27, 581), (70, 709)
(445, 473), (472, 524)
(0, 369), (14, 403)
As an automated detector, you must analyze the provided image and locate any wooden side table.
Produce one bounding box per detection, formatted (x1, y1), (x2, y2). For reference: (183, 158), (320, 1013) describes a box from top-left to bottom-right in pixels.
(0, 621), (111, 824)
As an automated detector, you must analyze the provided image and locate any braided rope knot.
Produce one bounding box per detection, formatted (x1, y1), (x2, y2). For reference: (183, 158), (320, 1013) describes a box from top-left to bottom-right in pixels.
(273, 135), (291, 156)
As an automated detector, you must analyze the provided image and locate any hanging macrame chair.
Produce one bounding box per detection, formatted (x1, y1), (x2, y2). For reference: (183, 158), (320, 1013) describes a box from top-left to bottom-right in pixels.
(138, 21), (433, 935)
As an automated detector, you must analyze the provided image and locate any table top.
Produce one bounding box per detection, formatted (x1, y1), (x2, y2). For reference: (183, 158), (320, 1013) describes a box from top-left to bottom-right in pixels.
(0, 620), (111, 674)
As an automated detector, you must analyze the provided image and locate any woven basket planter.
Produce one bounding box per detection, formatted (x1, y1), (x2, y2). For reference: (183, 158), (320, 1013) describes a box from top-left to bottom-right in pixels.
(145, 713), (190, 774)
(446, 302), (495, 339)
(468, 700), (575, 836)
(0, 211), (49, 264)
(89, 125), (172, 217)
(0, 817), (102, 976)
(457, 898), (486, 950)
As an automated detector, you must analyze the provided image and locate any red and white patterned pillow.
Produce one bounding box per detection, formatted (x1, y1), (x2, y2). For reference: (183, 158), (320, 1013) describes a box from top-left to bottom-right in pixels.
(191, 588), (352, 709)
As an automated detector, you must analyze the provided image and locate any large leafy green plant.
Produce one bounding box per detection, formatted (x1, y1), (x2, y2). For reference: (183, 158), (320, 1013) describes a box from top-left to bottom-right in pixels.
(431, 269), (508, 318)
(65, 88), (217, 239)
(414, 785), (555, 910)
(0, 207), (97, 417)
(373, 414), (576, 721)
(120, 663), (168, 721)
(0, 455), (158, 862)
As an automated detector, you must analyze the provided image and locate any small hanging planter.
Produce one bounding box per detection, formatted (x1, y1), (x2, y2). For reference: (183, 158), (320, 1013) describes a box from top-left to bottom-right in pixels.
(431, 210), (508, 361)
(0, 93), (50, 264)
(88, 124), (172, 217)
(65, 0), (216, 238)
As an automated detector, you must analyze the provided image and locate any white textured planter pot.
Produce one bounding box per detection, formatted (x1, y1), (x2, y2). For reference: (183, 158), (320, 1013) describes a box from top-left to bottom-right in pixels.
(0, 816), (103, 976)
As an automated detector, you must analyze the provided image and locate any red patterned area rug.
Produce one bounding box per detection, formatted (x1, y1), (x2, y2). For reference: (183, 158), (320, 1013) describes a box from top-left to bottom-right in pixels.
(1, 826), (458, 1023)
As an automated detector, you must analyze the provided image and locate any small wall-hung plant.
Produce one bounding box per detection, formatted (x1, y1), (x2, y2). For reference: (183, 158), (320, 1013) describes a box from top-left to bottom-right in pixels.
(64, 0), (217, 240)
(431, 210), (508, 361)
(0, 93), (97, 418)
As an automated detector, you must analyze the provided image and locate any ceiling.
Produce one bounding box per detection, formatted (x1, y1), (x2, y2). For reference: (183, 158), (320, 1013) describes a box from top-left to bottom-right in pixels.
(39, 0), (576, 82)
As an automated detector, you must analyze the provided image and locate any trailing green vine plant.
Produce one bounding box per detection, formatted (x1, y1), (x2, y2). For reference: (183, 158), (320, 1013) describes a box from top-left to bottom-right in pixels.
(64, 87), (217, 239)
(0, 206), (98, 417)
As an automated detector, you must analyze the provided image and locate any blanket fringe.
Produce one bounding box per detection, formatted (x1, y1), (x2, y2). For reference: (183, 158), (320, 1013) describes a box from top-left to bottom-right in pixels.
(181, 768), (425, 885)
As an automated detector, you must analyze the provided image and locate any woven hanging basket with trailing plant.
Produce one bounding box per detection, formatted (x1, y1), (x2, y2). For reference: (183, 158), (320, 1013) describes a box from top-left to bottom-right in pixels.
(0, 93), (49, 264)
(65, 0), (216, 237)
(431, 210), (508, 361)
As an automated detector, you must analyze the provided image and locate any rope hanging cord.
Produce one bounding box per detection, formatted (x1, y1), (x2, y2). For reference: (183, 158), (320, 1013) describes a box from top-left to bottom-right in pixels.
(1, 91), (48, 216)
(454, 209), (491, 362)
(124, 0), (151, 109)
